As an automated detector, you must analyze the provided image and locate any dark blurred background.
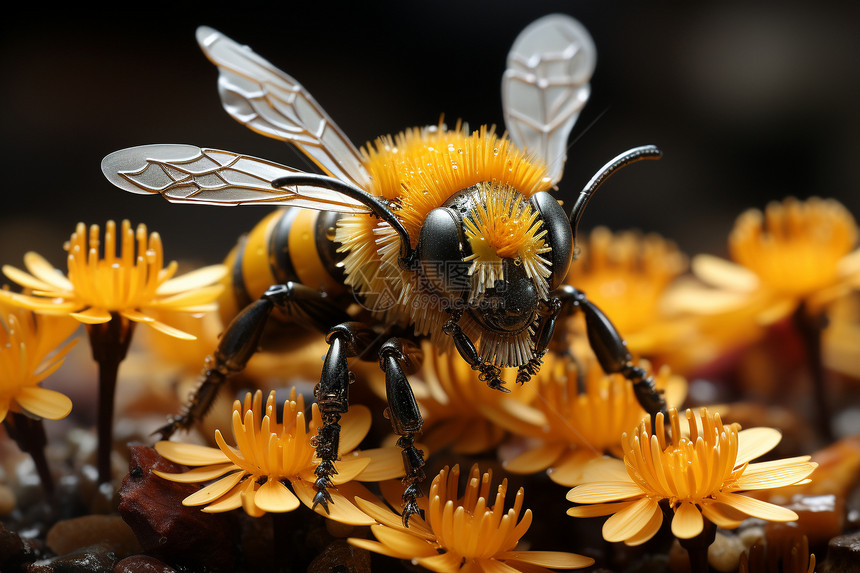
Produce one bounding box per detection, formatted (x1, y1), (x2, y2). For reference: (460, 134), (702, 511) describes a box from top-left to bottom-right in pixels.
(2, 1), (859, 271)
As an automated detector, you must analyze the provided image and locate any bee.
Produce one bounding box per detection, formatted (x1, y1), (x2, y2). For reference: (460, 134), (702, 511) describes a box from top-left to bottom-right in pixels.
(101, 14), (666, 524)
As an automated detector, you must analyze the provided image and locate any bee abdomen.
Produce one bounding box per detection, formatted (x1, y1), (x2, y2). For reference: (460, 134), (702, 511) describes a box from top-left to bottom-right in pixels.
(218, 208), (348, 325)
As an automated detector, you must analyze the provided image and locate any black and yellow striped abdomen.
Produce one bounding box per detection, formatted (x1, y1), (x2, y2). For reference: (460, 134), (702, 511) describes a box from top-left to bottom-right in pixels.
(218, 207), (349, 325)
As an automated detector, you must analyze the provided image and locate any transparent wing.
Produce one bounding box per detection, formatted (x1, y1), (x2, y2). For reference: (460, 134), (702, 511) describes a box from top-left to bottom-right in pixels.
(101, 144), (372, 213)
(502, 14), (596, 185)
(196, 26), (372, 190)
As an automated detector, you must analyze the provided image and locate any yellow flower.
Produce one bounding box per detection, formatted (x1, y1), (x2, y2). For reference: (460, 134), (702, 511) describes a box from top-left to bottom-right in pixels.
(567, 408), (817, 546)
(570, 226), (687, 350)
(0, 300), (78, 422)
(501, 353), (686, 486)
(349, 464), (594, 572)
(154, 389), (403, 524)
(0, 220), (226, 339)
(668, 197), (860, 325)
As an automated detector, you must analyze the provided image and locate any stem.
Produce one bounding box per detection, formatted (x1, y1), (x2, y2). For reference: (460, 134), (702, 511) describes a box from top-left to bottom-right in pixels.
(4, 413), (54, 497)
(793, 302), (833, 442)
(678, 517), (715, 573)
(272, 511), (290, 573)
(86, 314), (135, 485)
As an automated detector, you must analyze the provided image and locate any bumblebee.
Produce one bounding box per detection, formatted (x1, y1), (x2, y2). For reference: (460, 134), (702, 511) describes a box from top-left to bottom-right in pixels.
(101, 14), (666, 524)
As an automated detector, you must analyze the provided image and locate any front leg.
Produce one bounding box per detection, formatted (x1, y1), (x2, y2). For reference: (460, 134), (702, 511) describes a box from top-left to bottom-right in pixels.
(558, 285), (668, 424)
(379, 338), (426, 527)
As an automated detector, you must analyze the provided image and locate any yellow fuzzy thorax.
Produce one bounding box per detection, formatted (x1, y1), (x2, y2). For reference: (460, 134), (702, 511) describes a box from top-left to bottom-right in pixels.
(361, 123), (552, 248)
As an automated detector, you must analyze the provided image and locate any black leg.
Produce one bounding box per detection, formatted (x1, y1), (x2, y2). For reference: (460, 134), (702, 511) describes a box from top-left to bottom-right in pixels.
(378, 338), (426, 527)
(557, 285), (667, 424)
(157, 282), (351, 439)
(312, 322), (378, 513)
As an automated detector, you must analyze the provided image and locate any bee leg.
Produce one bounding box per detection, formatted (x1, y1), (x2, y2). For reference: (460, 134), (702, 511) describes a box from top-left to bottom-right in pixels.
(516, 297), (563, 384)
(442, 317), (505, 392)
(379, 338), (426, 527)
(312, 322), (378, 514)
(564, 286), (668, 424)
(158, 283), (351, 439)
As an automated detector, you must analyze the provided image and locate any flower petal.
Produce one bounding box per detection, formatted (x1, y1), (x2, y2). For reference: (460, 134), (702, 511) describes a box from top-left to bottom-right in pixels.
(155, 441), (231, 466)
(671, 501), (704, 539)
(498, 550), (594, 568)
(182, 470), (245, 506)
(692, 255), (759, 292)
(602, 497), (661, 543)
(153, 462), (237, 483)
(22, 253), (74, 290)
(347, 537), (407, 559)
(735, 428), (783, 465)
(714, 492), (798, 522)
(151, 285), (224, 309)
(624, 503), (665, 546)
(701, 502), (747, 529)
(366, 523), (437, 558)
(156, 265), (227, 295)
(350, 447), (405, 482)
(330, 454), (372, 485)
(201, 480), (245, 513)
(338, 405), (372, 453)
(352, 496), (435, 540)
(735, 457), (817, 490)
(71, 307), (113, 324)
(2, 264), (61, 293)
(291, 478), (376, 525)
(557, 455), (627, 486)
(566, 500), (636, 518)
(121, 310), (197, 340)
(504, 442), (567, 475)
(566, 480), (642, 504)
(414, 552), (470, 573)
(254, 479), (300, 513)
(15, 386), (72, 420)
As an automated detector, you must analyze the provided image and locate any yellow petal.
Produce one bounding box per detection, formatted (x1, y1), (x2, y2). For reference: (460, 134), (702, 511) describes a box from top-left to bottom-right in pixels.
(624, 503), (665, 546)
(22, 252), (74, 291)
(239, 480), (266, 517)
(71, 307), (113, 324)
(330, 454), (372, 485)
(366, 523), (436, 557)
(2, 264), (60, 293)
(736, 457), (817, 490)
(504, 442), (567, 475)
(701, 502), (747, 529)
(153, 462), (237, 483)
(414, 552), (469, 573)
(156, 265), (227, 295)
(144, 318), (197, 340)
(202, 481), (245, 513)
(566, 481), (642, 504)
(350, 447), (405, 482)
(735, 428), (782, 465)
(155, 441), (230, 466)
(692, 255), (759, 292)
(347, 537), (407, 559)
(338, 405), (372, 453)
(567, 500), (636, 519)
(16, 386), (72, 420)
(291, 479), (376, 525)
(152, 285), (224, 309)
(254, 479), (300, 513)
(671, 501), (703, 539)
(498, 550), (595, 568)
(467, 559), (521, 573)
(182, 470), (245, 506)
(353, 496), (435, 540)
(714, 492), (798, 522)
(602, 497), (661, 543)
(0, 400), (9, 424)
(559, 455), (627, 486)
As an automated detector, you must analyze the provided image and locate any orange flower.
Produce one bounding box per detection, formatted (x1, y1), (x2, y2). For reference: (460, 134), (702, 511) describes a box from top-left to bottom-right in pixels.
(567, 408), (816, 545)
(0, 300), (78, 422)
(0, 220), (226, 339)
(349, 464), (594, 572)
(154, 389), (403, 524)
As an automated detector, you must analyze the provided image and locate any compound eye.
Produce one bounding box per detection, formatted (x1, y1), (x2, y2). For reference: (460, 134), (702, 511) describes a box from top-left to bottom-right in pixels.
(530, 191), (573, 289)
(418, 207), (470, 299)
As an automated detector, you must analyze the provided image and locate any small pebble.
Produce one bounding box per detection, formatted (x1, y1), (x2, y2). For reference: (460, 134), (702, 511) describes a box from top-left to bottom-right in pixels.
(708, 532), (745, 572)
(114, 554), (178, 573)
(46, 514), (140, 557)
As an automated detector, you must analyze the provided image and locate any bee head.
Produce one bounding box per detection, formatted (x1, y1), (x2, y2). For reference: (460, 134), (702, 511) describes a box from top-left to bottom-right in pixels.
(416, 184), (572, 366)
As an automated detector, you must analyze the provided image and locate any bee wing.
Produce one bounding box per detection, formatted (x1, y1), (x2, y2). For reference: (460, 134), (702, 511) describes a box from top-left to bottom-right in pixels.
(196, 26), (372, 190)
(502, 14), (596, 185)
(101, 144), (373, 213)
